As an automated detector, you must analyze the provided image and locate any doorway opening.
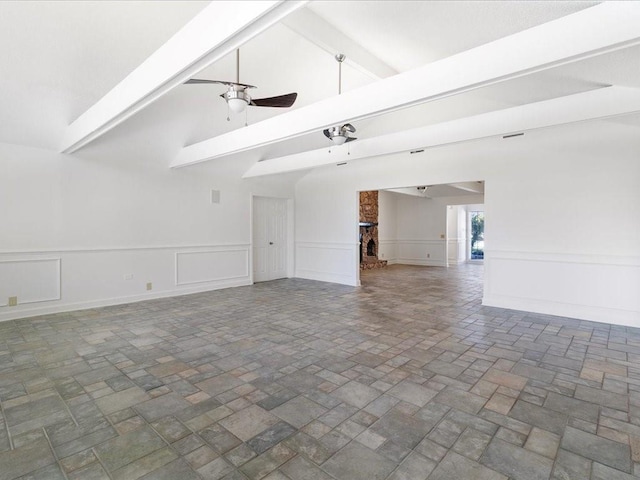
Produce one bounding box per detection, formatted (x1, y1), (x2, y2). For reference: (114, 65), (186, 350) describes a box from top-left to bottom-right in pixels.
(357, 182), (485, 288)
(252, 196), (291, 283)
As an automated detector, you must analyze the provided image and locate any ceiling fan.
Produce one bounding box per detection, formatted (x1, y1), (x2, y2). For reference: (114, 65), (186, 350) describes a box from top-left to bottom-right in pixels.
(323, 54), (357, 145)
(185, 49), (297, 116)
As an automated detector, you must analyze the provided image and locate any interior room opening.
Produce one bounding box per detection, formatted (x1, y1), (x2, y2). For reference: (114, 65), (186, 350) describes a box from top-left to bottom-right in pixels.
(357, 181), (485, 289)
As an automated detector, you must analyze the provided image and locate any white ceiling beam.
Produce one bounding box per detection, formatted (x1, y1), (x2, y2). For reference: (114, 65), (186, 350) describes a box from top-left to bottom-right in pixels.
(451, 182), (485, 194)
(281, 7), (398, 80)
(60, 0), (307, 154)
(242, 86), (640, 177)
(386, 187), (430, 198)
(171, 2), (640, 169)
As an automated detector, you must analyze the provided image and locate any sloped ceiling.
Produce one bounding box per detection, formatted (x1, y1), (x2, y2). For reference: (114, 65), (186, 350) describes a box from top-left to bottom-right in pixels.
(1, 0), (639, 173)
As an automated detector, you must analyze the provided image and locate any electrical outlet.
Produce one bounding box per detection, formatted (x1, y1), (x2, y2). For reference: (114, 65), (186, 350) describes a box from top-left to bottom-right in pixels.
(124, 274), (133, 280)
(8, 296), (17, 307)
(427, 253), (430, 258)
(380, 253), (385, 258)
(146, 282), (153, 291)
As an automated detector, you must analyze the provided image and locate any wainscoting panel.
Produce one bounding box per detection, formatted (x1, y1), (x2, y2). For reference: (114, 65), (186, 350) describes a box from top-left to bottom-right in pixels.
(176, 248), (249, 286)
(296, 242), (358, 286)
(378, 240), (398, 264)
(483, 251), (640, 326)
(0, 244), (252, 322)
(447, 238), (466, 265)
(396, 240), (447, 267)
(0, 258), (61, 306)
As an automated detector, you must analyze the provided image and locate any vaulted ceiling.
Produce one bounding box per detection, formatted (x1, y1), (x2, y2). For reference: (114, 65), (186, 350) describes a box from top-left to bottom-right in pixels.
(2, 1), (639, 176)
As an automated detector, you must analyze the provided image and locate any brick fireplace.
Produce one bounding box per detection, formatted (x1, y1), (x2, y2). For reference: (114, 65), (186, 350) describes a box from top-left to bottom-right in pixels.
(359, 191), (387, 270)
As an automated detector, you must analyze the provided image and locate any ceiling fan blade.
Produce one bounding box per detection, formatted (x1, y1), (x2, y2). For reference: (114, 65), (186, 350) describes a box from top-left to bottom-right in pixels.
(345, 136), (357, 143)
(185, 79), (256, 89)
(250, 92), (297, 108)
(343, 123), (356, 133)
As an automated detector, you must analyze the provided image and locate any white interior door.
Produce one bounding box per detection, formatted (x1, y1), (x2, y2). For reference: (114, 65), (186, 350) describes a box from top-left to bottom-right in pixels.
(253, 196), (288, 282)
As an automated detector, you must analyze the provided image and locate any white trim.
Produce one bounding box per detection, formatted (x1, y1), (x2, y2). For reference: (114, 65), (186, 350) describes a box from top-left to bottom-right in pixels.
(0, 243), (251, 255)
(396, 239), (444, 244)
(295, 269), (358, 286)
(396, 259), (447, 267)
(295, 241), (357, 249)
(487, 250), (640, 267)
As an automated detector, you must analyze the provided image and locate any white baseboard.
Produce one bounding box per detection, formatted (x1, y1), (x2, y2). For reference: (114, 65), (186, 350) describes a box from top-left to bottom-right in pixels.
(396, 258), (447, 267)
(295, 269), (358, 287)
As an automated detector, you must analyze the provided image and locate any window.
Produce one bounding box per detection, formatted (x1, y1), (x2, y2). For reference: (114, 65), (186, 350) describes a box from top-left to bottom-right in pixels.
(470, 211), (484, 260)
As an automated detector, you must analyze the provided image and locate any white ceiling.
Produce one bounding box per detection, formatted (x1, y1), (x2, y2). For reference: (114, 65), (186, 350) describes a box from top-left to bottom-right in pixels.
(1, 0), (639, 173)
(307, 1), (597, 72)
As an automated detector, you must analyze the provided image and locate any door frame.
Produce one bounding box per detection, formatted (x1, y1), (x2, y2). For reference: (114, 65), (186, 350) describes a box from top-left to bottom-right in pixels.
(250, 194), (294, 283)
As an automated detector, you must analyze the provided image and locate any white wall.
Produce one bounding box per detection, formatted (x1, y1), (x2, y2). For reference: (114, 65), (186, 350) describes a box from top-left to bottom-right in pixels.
(394, 194), (448, 267)
(0, 141), (296, 321)
(377, 190), (398, 263)
(447, 205), (467, 265)
(381, 191), (481, 267)
(294, 120), (640, 326)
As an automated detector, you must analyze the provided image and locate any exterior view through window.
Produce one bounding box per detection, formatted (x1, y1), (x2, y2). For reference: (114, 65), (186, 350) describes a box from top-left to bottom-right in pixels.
(470, 211), (484, 260)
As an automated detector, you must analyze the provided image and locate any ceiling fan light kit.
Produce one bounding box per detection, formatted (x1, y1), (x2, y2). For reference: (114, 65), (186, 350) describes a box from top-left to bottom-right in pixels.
(185, 49), (297, 119)
(323, 123), (357, 144)
(332, 134), (348, 145)
(225, 88), (250, 113)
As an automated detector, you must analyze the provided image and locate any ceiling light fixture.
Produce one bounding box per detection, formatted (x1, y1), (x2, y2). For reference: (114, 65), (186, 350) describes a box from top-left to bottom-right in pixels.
(324, 124), (357, 144)
(332, 133), (348, 145)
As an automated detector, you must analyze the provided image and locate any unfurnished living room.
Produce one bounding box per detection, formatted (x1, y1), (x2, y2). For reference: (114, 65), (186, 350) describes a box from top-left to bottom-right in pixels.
(1, 1), (640, 479)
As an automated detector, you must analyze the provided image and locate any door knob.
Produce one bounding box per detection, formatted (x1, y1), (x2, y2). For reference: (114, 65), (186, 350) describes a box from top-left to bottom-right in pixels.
(269, 242), (274, 245)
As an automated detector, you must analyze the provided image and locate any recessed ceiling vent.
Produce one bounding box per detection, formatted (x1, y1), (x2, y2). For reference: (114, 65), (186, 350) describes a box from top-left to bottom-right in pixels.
(503, 132), (525, 139)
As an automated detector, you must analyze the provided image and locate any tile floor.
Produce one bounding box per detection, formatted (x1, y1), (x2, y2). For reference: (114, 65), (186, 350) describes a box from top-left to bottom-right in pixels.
(1, 264), (639, 479)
